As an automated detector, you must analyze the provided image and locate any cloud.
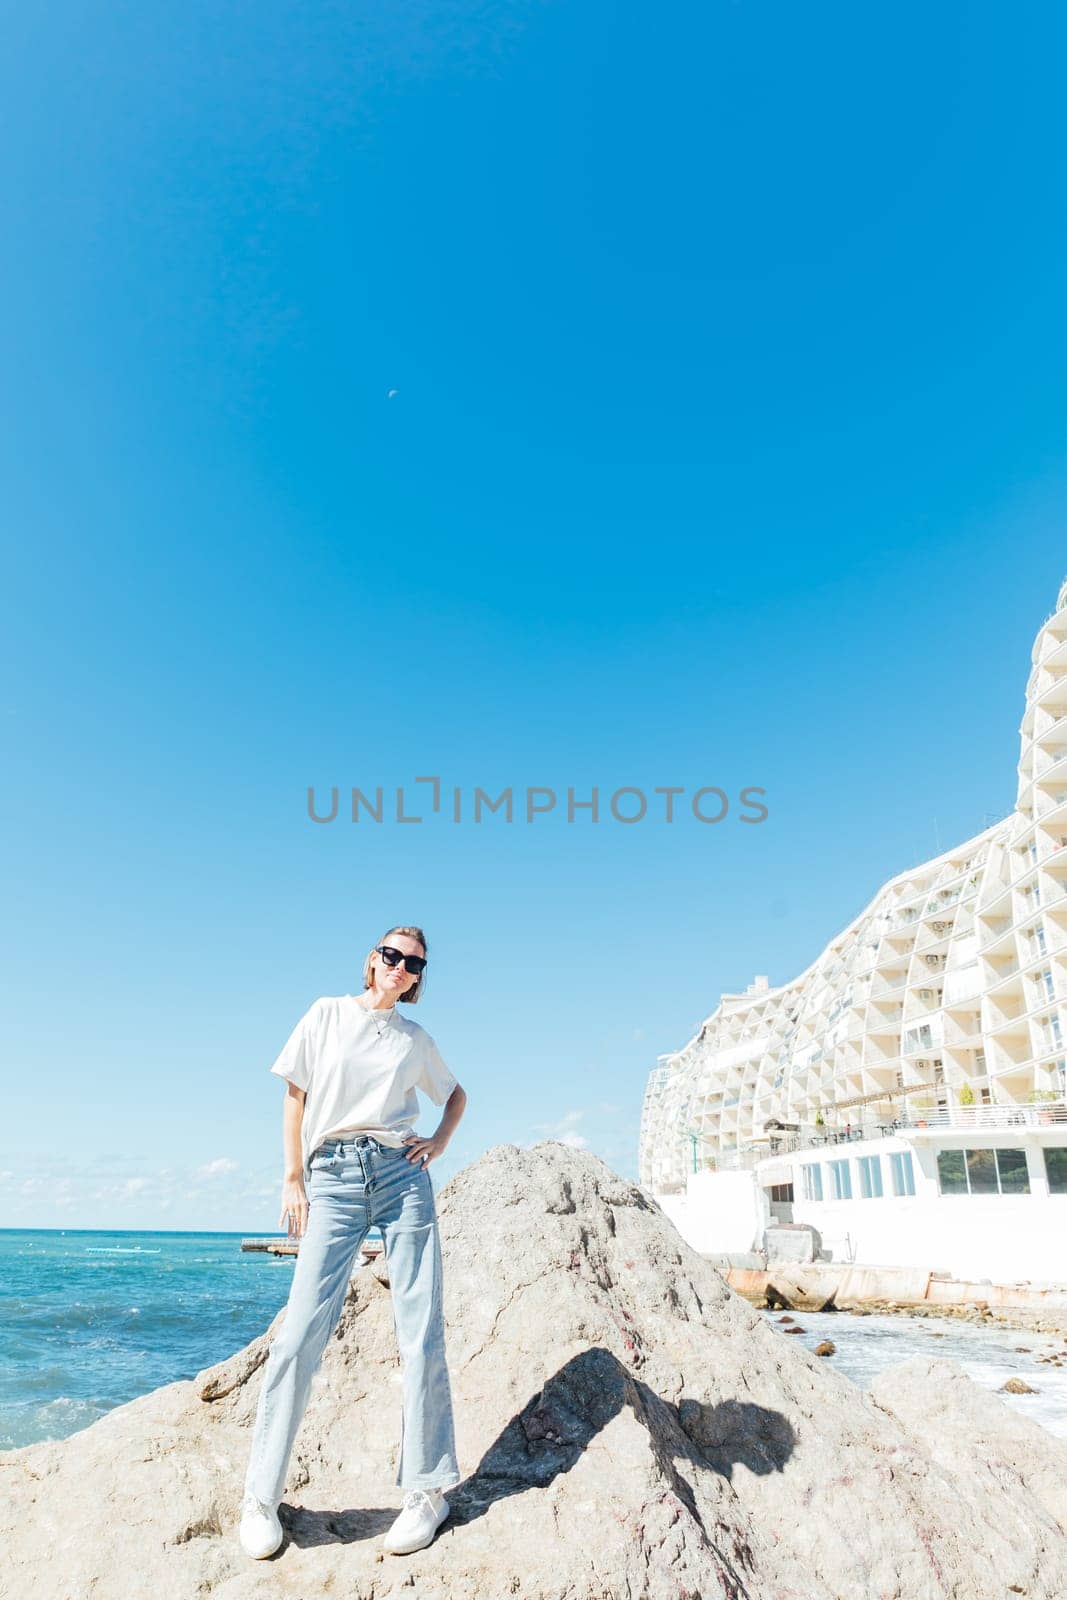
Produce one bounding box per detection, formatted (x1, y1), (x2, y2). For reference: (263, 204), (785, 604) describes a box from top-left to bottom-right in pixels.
(528, 1109), (592, 1151)
(524, 1103), (642, 1179)
(531, 1109), (586, 1138)
(2, 1150), (287, 1225)
(195, 1157), (240, 1180)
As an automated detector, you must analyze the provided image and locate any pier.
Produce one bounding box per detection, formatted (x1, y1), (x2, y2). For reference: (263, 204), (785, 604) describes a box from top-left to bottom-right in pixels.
(240, 1235), (383, 1261)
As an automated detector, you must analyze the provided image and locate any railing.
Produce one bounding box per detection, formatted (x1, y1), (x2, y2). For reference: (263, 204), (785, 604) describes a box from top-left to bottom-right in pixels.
(693, 1099), (1067, 1172)
(897, 1100), (1067, 1130)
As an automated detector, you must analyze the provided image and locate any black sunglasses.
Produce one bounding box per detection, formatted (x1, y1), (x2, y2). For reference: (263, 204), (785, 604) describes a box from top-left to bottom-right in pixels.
(376, 944), (427, 976)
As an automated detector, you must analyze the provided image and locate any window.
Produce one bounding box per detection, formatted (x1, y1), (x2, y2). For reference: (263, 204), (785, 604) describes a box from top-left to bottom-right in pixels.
(829, 1158), (852, 1199)
(889, 1150), (915, 1195)
(1042, 968), (1056, 1003)
(801, 1163), (823, 1201)
(937, 1150), (966, 1194)
(996, 1149), (1031, 1192)
(1034, 923), (1048, 956)
(857, 1154), (883, 1198)
(936, 1147), (1031, 1195)
(1046, 1148), (1067, 1194)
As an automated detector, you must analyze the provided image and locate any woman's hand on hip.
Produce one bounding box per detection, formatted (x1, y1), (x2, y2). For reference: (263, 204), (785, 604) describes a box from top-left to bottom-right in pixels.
(280, 1175), (309, 1238)
(402, 1131), (446, 1168)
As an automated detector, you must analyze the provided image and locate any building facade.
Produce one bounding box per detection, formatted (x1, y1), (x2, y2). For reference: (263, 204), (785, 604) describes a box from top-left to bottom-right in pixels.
(639, 577), (1067, 1285)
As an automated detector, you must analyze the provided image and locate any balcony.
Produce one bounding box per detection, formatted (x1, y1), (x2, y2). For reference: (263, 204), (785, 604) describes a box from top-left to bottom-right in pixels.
(942, 1015), (982, 1047)
(690, 1098), (1067, 1174)
(898, 1099), (1067, 1133)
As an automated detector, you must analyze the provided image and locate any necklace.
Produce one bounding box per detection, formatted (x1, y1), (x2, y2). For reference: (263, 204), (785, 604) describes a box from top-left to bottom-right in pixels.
(358, 997), (394, 1039)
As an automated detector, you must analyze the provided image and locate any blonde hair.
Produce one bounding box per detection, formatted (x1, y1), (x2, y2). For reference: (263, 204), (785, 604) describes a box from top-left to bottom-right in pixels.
(362, 925), (428, 1004)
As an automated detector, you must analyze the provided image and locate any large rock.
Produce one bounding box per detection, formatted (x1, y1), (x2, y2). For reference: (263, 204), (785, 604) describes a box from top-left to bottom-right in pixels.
(871, 1355), (1067, 1539)
(1, 1142), (1065, 1599)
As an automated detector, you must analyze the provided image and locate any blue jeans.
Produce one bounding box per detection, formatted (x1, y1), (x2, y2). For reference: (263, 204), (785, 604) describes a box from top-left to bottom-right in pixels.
(244, 1133), (460, 1506)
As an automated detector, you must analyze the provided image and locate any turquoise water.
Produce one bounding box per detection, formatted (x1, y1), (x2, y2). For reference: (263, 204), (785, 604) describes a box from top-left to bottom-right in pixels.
(0, 1227), (376, 1450)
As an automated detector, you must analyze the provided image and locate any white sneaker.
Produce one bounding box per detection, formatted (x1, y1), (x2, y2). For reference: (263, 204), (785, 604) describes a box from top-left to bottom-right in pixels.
(239, 1489), (283, 1558)
(382, 1487), (450, 1554)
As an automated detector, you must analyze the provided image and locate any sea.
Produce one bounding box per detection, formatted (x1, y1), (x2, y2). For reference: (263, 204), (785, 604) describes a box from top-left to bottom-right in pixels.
(2, 1229), (1065, 1450)
(0, 1227), (379, 1450)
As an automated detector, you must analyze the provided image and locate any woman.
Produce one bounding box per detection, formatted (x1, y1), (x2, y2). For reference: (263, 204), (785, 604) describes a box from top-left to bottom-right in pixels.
(239, 925), (467, 1560)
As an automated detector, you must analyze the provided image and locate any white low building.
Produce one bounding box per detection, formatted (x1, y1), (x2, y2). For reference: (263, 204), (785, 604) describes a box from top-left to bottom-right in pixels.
(639, 576), (1067, 1287)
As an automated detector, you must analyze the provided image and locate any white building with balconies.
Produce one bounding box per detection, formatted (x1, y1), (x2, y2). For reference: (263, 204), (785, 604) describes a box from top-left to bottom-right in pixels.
(639, 577), (1067, 1286)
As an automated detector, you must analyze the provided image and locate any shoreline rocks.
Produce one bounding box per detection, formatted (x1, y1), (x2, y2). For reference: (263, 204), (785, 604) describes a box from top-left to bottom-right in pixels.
(743, 1289), (1067, 1338)
(724, 1262), (1067, 1336)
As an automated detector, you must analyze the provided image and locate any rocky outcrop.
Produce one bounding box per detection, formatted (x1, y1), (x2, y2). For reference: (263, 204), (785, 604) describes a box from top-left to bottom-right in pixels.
(871, 1355), (1067, 1543)
(2, 1142), (1066, 1599)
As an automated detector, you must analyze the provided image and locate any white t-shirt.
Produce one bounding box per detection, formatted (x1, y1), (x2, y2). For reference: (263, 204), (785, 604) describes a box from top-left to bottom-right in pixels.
(268, 994), (459, 1183)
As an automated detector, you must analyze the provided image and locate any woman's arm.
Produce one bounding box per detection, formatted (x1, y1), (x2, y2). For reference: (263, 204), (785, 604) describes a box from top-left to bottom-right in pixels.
(283, 1082), (307, 1177)
(280, 1083), (309, 1237)
(403, 1082), (467, 1167)
(436, 1082), (467, 1147)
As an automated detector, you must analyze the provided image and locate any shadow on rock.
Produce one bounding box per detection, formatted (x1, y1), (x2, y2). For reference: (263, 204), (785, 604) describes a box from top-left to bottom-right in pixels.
(444, 1343), (796, 1529)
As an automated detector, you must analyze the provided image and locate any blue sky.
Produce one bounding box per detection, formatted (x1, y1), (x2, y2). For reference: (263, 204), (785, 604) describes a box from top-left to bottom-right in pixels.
(2, 2), (1065, 1229)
